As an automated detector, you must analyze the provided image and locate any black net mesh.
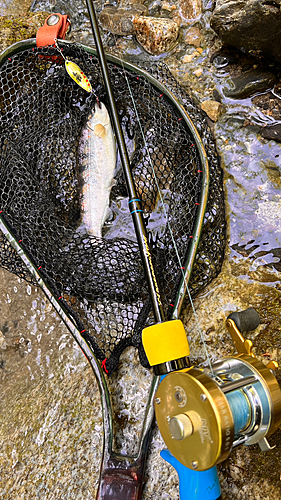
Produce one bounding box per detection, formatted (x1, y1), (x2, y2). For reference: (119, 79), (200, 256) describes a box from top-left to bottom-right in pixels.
(0, 42), (226, 374)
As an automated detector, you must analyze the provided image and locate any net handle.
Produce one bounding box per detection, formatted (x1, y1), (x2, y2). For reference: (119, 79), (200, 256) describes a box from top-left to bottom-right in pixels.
(0, 37), (210, 500)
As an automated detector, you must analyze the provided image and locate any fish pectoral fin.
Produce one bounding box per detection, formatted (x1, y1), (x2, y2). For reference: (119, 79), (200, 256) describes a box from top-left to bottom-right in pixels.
(94, 123), (107, 138)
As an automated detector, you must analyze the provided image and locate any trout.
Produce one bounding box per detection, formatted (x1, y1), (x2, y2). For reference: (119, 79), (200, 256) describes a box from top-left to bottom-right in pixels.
(79, 102), (116, 237)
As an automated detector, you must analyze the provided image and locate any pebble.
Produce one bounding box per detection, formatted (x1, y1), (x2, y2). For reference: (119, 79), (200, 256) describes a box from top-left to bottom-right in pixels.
(223, 69), (277, 99)
(99, 5), (147, 35)
(184, 26), (202, 47)
(200, 100), (222, 121)
(161, 1), (177, 12)
(133, 16), (179, 55)
(148, 0), (162, 15)
(175, 0), (202, 23)
(182, 53), (195, 63)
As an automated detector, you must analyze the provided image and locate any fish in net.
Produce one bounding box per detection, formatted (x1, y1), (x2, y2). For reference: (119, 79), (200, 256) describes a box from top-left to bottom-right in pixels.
(0, 42), (226, 375)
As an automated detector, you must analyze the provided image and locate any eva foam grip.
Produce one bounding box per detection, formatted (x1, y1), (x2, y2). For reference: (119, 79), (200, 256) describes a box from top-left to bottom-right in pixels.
(227, 307), (260, 333)
(142, 320), (189, 367)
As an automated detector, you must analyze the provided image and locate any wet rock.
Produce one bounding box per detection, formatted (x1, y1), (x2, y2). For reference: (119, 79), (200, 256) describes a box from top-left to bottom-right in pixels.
(0, 12), (49, 53)
(210, 0), (281, 63)
(260, 124), (281, 143)
(148, 0), (163, 15)
(99, 5), (147, 36)
(252, 89), (281, 120)
(184, 26), (203, 47)
(213, 89), (222, 102)
(223, 69), (277, 99)
(201, 100), (223, 121)
(133, 16), (179, 55)
(172, 0), (202, 25)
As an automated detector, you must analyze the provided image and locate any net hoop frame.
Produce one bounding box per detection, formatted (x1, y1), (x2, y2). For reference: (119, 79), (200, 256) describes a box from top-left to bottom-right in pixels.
(0, 38), (210, 320)
(0, 37), (210, 493)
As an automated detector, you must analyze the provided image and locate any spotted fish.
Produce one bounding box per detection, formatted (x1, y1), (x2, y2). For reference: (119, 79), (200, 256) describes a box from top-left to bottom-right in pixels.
(79, 102), (116, 238)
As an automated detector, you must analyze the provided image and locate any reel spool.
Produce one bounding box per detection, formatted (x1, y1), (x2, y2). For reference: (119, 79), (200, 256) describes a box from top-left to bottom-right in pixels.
(142, 308), (281, 471)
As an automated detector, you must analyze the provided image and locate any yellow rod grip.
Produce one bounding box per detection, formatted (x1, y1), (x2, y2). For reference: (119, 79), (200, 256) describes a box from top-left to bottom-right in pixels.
(142, 320), (190, 366)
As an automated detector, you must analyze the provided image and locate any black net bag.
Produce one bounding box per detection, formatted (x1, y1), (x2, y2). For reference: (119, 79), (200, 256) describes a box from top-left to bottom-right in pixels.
(0, 41), (226, 374)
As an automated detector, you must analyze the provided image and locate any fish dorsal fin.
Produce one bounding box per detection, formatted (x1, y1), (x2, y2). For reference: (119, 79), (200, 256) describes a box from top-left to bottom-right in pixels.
(94, 123), (107, 138)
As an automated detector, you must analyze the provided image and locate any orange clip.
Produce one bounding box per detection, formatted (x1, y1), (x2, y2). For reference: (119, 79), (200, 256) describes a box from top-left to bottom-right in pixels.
(36, 13), (70, 48)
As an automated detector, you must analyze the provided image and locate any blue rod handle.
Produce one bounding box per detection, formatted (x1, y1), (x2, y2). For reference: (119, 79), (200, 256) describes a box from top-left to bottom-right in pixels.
(160, 449), (221, 500)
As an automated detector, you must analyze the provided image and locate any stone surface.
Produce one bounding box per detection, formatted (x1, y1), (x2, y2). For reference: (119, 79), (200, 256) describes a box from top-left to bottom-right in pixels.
(223, 68), (277, 99)
(99, 6), (147, 36)
(0, 12), (49, 53)
(133, 16), (179, 55)
(260, 124), (281, 143)
(184, 26), (203, 47)
(201, 99), (222, 121)
(210, 0), (281, 63)
(174, 0), (202, 24)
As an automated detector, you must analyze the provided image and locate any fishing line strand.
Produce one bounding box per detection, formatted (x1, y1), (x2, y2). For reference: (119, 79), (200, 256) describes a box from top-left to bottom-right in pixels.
(122, 70), (213, 373)
(105, 26), (213, 372)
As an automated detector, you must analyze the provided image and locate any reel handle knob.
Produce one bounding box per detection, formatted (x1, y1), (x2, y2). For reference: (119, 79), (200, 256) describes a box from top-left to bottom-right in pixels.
(227, 307), (260, 333)
(226, 307), (260, 356)
(169, 411), (201, 441)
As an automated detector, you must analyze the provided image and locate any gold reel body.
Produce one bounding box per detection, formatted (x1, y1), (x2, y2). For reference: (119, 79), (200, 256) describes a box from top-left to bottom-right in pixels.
(155, 354), (281, 470)
(155, 368), (234, 470)
(143, 312), (281, 471)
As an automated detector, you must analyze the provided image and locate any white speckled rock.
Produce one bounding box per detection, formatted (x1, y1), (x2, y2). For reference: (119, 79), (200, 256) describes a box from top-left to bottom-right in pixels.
(133, 16), (179, 55)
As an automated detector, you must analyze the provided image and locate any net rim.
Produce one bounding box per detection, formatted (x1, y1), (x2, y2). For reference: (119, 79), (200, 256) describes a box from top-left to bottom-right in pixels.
(0, 37), (209, 318)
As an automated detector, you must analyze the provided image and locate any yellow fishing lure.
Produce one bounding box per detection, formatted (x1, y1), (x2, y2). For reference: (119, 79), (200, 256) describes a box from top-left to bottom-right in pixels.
(65, 60), (92, 93)
(54, 39), (93, 93)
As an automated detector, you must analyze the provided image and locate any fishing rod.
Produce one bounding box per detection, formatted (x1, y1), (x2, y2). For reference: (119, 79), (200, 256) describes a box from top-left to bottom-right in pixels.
(30, 9), (218, 497)
(84, 1), (222, 499)
(85, 0), (164, 325)
(83, 5), (281, 500)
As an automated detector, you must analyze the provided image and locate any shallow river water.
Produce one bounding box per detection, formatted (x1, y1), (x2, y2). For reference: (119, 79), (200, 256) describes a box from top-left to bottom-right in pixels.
(1, 0), (281, 499)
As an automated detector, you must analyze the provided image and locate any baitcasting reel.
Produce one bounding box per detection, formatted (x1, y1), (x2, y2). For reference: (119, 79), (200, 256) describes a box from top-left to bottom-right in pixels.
(142, 308), (281, 471)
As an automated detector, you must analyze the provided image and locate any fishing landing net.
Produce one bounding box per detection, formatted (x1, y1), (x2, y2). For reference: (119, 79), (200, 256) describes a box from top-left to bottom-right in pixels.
(0, 42), (226, 374)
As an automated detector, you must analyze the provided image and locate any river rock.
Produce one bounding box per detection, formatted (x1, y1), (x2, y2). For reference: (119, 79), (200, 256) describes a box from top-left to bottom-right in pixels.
(260, 124), (281, 143)
(201, 100), (222, 121)
(133, 16), (179, 55)
(184, 27), (203, 47)
(99, 5), (147, 35)
(173, 0), (202, 24)
(210, 0), (281, 63)
(223, 69), (277, 99)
